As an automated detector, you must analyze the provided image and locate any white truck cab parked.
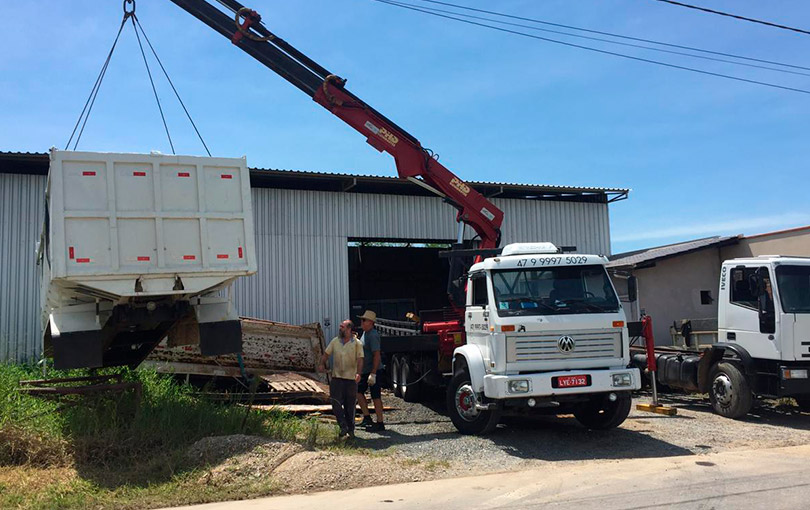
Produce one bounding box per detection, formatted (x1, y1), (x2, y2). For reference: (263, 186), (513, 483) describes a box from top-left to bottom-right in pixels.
(632, 256), (810, 418)
(447, 243), (640, 434)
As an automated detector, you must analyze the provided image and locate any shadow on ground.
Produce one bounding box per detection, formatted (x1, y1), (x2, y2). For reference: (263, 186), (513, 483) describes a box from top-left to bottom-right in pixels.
(355, 393), (694, 462)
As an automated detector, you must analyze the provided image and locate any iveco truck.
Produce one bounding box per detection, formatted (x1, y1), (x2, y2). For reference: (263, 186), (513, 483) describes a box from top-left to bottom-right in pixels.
(632, 256), (810, 418)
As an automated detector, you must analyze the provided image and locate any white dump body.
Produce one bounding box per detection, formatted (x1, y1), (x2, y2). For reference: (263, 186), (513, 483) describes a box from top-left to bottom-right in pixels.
(39, 150), (257, 369)
(41, 149), (256, 304)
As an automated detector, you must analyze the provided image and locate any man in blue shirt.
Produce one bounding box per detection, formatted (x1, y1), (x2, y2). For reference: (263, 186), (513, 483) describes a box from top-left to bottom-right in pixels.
(356, 310), (385, 431)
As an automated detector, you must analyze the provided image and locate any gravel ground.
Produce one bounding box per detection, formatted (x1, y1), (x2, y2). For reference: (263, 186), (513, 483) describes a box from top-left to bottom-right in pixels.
(350, 389), (810, 473)
(187, 390), (810, 496)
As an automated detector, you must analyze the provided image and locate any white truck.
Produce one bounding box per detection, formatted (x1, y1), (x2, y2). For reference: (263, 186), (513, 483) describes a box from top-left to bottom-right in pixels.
(383, 242), (641, 434)
(631, 256), (810, 418)
(39, 149), (256, 369)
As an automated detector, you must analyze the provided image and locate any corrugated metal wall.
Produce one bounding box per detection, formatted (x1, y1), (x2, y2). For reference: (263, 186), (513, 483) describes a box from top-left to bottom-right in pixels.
(232, 188), (611, 340)
(0, 173), (46, 363)
(0, 177), (611, 362)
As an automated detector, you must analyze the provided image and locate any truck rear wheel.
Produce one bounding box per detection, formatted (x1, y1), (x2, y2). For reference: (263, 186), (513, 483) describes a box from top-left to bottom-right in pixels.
(574, 392), (631, 430)
(446, 369), (501, 435)
(400, 355), (422, 403)
(708, 362), (753, 419)
(390, 355), (403, 398)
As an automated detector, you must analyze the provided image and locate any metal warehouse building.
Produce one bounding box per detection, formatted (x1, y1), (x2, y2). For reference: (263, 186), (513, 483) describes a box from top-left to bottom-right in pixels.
(0, 151), (628, 363)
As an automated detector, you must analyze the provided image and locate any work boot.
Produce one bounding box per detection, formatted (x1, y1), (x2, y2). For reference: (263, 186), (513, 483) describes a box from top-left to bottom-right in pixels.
(359, 415), (374, 427)
(366, 421), (385, 432)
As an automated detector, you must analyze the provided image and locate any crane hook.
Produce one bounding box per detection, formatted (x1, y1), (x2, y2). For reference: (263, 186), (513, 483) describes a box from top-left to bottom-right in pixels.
(123, 0), (135, 18)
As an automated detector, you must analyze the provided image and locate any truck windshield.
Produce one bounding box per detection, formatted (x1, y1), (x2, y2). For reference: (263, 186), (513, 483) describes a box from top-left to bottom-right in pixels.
(491, 265), (620, 316)
(775, 265), (810, 313)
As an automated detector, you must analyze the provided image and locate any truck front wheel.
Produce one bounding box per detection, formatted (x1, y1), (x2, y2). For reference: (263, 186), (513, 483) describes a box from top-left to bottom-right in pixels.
(574, 392), (631, 429)
(446, 370), (501, 435)
(708, 362), (753, 419)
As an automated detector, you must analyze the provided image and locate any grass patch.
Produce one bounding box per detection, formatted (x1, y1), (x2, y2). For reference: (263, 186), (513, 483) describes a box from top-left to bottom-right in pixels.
(0, 363), (338, 509)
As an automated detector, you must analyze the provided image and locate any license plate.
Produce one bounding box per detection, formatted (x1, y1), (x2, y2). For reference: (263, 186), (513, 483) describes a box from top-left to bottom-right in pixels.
(552, 374), (591, 388)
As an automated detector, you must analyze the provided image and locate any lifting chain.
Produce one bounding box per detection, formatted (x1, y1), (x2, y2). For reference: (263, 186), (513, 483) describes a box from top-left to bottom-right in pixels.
(322, 74), (347, 107)
(234, 7), (274, 42)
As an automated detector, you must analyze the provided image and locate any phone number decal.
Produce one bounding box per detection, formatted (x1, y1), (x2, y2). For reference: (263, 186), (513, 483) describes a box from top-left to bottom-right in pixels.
(515, 256), (588, 267)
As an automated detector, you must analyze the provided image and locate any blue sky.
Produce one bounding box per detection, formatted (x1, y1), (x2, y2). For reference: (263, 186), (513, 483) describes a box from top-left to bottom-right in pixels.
(1, 1), (808, 254)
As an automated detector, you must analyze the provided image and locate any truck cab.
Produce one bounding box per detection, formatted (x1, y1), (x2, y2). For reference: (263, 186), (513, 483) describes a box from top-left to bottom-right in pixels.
(719, 256), (810, 363)
(630, 255), (810, 419)
(448, 242), (641, 434)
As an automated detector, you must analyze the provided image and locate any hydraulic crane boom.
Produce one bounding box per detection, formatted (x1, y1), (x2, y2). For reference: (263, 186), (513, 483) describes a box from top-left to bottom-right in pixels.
(168, 0), (504, 248)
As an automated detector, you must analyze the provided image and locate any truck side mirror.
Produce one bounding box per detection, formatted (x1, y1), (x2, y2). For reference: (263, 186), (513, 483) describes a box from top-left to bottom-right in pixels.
(627, 276), (638, 302)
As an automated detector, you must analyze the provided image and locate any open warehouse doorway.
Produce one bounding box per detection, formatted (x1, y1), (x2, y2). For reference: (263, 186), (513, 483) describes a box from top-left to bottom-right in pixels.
(348, 240), (453, 322)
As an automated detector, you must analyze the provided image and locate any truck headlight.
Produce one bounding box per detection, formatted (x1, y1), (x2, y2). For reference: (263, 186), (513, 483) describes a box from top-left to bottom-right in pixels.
(782, 369), (808, 380)
(612, 373), (633, 387)
(508, 380), (530, 393)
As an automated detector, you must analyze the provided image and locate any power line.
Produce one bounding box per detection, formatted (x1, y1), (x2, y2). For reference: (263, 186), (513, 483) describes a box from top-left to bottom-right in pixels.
(393, 0), (810, 77)
(655, 0), (810, 36)
(372, 0), (810, 95)
(411, 0), (810, 72)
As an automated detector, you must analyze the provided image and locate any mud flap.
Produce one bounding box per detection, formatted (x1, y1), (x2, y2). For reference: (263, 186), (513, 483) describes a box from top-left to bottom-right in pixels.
(199, 320), (242, 356)
(51, 330), (104, 370)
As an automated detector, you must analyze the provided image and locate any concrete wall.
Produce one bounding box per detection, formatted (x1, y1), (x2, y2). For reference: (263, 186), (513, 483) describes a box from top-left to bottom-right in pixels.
(610, 248), (723, 345)
(721, 227), (810, 259)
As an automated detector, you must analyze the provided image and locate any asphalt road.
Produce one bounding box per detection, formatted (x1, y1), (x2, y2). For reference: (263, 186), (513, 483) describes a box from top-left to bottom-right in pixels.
(168, 444), (810, 510)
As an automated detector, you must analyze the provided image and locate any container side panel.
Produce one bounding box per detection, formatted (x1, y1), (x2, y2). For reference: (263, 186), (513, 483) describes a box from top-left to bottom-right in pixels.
(163, 219), (202, 268)
(64, 218), (111, 272)
(207, 219), (247, 267)
(118, 219), (158, 269)
(160, 164), (199, 211)
(62, 161), (107, 211)
(204, 166), (242, 213)
(115, 162), (154, 211)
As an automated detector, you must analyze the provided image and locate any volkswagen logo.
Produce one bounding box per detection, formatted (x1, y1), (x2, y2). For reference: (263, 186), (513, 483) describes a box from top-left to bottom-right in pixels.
(558, 335), (576, 353)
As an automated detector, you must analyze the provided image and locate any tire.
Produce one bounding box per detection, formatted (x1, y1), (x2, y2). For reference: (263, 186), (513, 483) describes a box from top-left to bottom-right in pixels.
(400, 356), (422, 403)
(446, 369), (501, 435)
(795, 396), (810, 413)
(573, 392), (632, 430)
(391, 355), (403, 398)
(708, 361), (753, 419)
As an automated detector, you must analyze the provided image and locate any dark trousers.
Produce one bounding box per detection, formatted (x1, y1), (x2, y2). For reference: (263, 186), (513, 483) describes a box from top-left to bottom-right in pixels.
(330, 377), (358, 434)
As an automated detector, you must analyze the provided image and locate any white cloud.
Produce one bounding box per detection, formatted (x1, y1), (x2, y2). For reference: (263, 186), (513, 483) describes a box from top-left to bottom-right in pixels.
(612, 213), (810, 243)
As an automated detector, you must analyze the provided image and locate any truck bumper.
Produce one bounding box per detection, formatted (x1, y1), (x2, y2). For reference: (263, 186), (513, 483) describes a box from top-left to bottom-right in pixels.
(483, 367), (641, 400)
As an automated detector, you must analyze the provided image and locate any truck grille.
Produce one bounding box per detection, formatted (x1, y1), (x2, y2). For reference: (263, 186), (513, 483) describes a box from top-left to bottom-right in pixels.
(507, 329), (621, 363)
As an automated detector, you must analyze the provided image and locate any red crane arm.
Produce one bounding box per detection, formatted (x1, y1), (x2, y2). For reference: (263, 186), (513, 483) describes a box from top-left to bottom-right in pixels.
(313, 78), (504, 248)
(168, 0), (504, 248)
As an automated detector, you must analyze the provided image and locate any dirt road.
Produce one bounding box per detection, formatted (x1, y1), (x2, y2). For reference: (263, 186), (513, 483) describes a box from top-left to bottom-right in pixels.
(164, 444), (810, 510)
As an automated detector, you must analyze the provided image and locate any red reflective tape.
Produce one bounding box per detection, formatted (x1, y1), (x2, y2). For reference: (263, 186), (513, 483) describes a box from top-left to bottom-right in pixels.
(82, 171), (96, 176)
(183, 255), (196, 260)
(216, 254), (229, 259)
(238, 247), (243, 259)
(68, 246), (74, 259)
(137, 256), (150, 261)
(133, 171), (146, 177)
(178, 172), (190, 177)
(221, 174), (233, 179)
(76, 258), (91, 263)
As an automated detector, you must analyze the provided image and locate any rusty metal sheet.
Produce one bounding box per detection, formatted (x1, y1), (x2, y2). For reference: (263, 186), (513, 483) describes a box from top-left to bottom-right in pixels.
(144, 317), (327, 381)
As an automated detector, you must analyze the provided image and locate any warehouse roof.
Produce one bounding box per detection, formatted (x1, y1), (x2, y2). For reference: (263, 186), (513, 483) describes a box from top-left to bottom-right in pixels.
(0, 151), (628, 203)
(608, 235), (741, 270)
